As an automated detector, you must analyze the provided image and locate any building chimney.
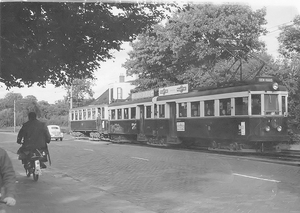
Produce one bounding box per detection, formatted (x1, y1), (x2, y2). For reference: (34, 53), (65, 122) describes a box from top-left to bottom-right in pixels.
(119, 73), (125, 83)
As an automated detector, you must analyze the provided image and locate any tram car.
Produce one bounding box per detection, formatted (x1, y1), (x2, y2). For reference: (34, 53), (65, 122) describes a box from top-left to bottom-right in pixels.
(69, 104), (109, 138)
(107, 76), (289, 151)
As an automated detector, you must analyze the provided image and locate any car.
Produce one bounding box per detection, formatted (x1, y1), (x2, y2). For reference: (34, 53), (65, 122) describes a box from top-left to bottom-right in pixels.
(47, 125), (64, 141)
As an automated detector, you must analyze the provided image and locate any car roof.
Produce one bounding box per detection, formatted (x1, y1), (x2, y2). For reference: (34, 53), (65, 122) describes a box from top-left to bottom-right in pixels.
(47, 125), (60, 128)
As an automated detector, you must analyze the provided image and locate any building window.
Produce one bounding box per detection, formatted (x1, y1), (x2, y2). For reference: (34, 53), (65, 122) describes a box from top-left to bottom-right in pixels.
(117, 87), (123, 100)
(110, 88), (114, 102)
(131, 107), (136, 119)
(219, 98), (231, 116)
(205, 100), (214, 116)
(124, 108), (129, 119)
(146, 106), (151, 118)
(159, 104), (165, 118)
(117, 109), (122, 119)
(235, 97), (248, 115)
(102, 107), (105, 119)
(178, 102), (187, 117)
(191, 101), (200, 117)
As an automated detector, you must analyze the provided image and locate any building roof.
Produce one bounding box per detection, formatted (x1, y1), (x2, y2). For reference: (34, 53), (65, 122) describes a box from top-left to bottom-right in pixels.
(90, 89), (109, 105)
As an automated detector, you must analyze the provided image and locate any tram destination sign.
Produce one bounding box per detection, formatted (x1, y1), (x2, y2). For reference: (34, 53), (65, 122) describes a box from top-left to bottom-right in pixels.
(159, 84), (189, 96)
(132, 90), (154, 100)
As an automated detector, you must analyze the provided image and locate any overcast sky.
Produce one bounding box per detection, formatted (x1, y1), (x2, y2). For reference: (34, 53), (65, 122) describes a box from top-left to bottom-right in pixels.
(0, 1), (299, 104)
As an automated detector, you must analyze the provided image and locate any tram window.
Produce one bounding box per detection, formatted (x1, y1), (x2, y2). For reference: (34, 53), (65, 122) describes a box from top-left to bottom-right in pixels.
(219, 98), (231, 116)
(146, 106), (151, 118)
(131, 107), (136, 119)
(205, 100), (214, 116)
(111, 109), (116, 120)
(117, 109), (122, 119)
(251, 95), (261, 115)
(159, 104), (165, 118)
(178, 102), (187, 117)
(75, 111), (78, 120)
(265, 94), (279, 115)
(124, 108), (129, 119)
(71, 112), (74, 121)
(282, 96), (286, 113)
(92, 108), (96, 119)
(191, 102), (200, 117)
(83, 109), (86, 120)
(154, 104), (158, 118)
(87, 109), (91, 119)
(235, 97), (248, 115)
(79, 110), (82, 120)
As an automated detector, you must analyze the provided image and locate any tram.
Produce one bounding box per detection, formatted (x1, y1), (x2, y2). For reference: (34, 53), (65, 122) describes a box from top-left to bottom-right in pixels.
(107, 76), (289, 151)
(69, 104), (109, 138)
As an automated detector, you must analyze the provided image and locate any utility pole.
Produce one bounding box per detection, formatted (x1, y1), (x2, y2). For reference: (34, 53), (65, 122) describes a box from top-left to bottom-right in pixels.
(70, 84), (73, 109)
(13, 100), (16, 133)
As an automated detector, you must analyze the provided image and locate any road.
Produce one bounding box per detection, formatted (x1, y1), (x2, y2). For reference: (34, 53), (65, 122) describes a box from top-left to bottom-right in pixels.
(1, 132), (299, 213)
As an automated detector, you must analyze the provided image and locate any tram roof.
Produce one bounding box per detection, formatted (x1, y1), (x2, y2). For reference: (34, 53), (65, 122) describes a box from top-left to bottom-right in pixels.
(157, 83), (287, 101)
(108, 82), (288, 107)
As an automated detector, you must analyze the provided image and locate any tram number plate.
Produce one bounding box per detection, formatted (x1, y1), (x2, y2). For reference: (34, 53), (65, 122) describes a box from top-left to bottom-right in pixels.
(177, 122), (185, 131)
(238, 121), (246, 135)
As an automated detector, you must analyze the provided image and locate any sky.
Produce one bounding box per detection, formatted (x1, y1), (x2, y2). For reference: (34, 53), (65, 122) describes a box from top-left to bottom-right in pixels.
(0, 0), (299, 104)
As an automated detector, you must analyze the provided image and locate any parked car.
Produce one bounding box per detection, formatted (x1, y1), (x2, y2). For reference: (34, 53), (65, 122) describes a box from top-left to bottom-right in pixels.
(47, 125), (63, 141)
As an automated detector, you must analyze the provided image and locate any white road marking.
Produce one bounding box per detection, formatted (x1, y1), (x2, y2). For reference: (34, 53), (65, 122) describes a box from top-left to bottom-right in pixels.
(233, 173), (281, 183)
(83, 149), (94, 152)
(131, 157), (149, 161)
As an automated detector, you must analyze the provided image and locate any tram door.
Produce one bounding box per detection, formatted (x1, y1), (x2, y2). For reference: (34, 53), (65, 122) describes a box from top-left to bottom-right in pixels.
(138, 105), (145, 135)
(168, 102), (177, 139)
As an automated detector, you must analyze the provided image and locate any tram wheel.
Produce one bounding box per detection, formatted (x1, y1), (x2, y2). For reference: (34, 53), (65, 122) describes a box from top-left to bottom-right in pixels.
(211, 140), (217, 149)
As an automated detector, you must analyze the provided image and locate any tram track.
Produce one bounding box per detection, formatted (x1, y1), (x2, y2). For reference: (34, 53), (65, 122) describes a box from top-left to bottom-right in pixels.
(179, 145), (300, 166)
(85, 136), (300, 166)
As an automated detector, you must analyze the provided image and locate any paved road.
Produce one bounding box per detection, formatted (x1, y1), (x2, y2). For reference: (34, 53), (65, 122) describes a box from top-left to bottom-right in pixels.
(0, 132), (300, 213)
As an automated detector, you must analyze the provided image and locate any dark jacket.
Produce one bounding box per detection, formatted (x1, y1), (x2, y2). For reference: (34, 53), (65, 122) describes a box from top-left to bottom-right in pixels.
(0, 148), (16, 198)
(17, 119), (51, 149)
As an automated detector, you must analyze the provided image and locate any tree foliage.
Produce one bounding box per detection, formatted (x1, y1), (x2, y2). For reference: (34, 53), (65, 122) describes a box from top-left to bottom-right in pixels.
(0, 2), (175, 88)
(64, 78), (95, 108)
(0, 92), (69, 127)
(123, 4), (267, 91)
(278, 15), (300, 57)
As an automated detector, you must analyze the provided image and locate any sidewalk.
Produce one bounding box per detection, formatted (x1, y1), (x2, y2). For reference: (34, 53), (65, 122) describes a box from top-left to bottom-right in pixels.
(6, 151), (156, 213)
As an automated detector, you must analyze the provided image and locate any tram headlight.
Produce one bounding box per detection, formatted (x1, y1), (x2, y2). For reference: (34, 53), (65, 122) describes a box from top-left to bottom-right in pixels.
(272, 82), (279, 90)
(265, 126), (271, 132)
(277, 126), (282, 132)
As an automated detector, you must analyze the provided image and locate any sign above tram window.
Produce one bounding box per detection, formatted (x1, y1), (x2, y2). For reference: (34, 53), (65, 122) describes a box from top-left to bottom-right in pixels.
(159, 84), (189, 96)
(256, 76), (274, 83)
(132, 90), (154, 100)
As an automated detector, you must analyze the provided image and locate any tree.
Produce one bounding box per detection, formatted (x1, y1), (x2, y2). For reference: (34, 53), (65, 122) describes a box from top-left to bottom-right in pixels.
(64, 78), (95, 108)
(123, 4), (267, 91)
(278, 15), (300, 58)
(0, 2), (175, 88)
